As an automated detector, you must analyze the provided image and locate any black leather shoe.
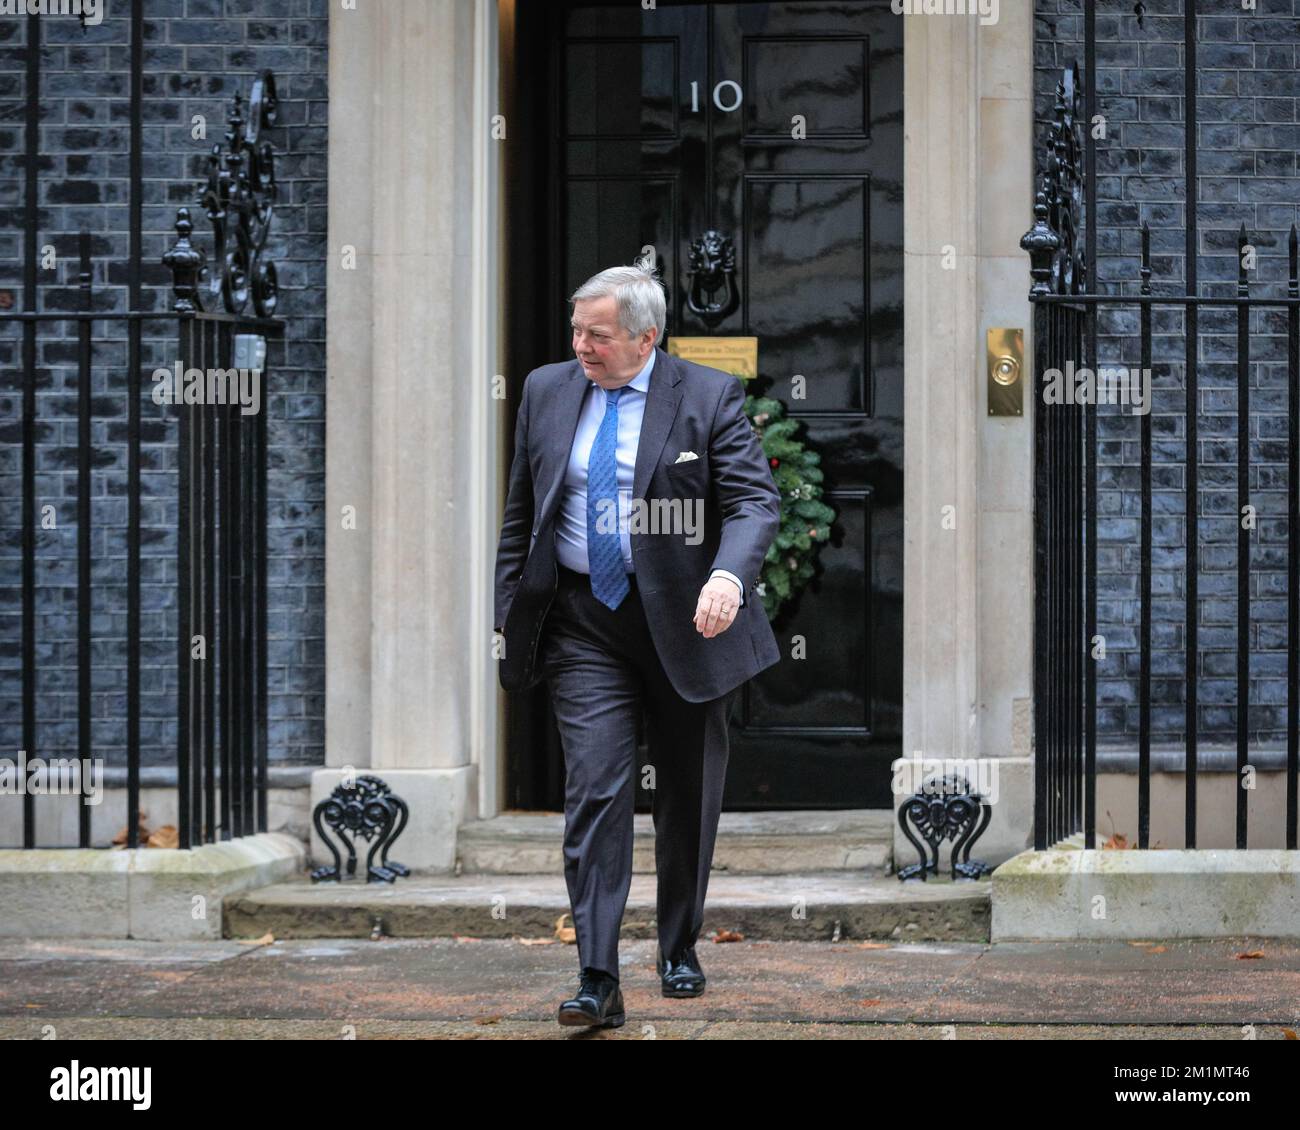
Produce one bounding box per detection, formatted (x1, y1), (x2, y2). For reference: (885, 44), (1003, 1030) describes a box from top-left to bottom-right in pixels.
(656, 943), (706, 997)
(557, 968), (625, 1028)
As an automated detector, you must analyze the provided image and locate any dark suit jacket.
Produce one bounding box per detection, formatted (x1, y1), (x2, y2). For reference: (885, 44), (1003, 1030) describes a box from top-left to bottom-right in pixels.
(494, 344), (782, 703)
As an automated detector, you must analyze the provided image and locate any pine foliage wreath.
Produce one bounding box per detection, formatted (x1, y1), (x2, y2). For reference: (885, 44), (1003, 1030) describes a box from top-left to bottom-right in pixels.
(742, 388), (835, 620)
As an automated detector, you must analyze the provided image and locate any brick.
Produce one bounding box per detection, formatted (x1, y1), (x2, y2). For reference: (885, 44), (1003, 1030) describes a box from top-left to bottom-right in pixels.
(0, 2), (328, 770)
(1036, 1), (1300, 742)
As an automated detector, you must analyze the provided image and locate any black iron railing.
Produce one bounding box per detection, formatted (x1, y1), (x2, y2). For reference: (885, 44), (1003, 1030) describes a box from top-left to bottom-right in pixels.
(1021, 62), (1086, 850)
(2, 1), (283, 850)
(3, 279), (279, 852)
(1023, 2), (1300, 851)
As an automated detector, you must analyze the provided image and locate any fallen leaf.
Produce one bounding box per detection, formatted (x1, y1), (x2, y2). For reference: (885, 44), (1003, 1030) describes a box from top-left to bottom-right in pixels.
(147, 824), (178, 849)
(1283, 1029), (1297, 1040)
(1234, 950), (1265, 960)
(111, 811), (150, 846)
(475, 1015), (503, 1025)
(516, 937), (557, 946)
(1101, 832), (1128, 850)
(711, 929), (743, 943)
(452, 935), (481, 943)
(235, 932), (275, 946)
(858, 999), (883, 1007)
(554, 913), (577, 944)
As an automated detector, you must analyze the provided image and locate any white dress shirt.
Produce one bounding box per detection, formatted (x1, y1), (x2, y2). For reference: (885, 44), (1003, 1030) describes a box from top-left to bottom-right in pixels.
(554, 349), (746, 605)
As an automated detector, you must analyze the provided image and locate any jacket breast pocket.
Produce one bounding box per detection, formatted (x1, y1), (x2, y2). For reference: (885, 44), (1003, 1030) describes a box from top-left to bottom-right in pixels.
(664, 467), (706, 506)
(664, 457), (707, 487)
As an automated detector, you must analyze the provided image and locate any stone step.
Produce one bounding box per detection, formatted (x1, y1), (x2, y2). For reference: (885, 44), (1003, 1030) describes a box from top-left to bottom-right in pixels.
(455, 809), (895, 875)
(225, 871), (990, 943)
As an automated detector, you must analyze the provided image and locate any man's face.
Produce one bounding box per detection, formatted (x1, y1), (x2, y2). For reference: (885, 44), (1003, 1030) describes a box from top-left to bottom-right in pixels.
(571, 296), (655, 389)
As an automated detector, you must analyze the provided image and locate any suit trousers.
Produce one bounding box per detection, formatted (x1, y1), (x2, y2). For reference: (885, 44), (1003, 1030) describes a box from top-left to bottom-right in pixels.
(538, 562), (736, 982)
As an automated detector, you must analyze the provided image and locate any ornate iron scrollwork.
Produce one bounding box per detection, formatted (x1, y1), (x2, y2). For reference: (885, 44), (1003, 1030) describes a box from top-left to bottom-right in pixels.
(1020, 62), (1086, 301)
(896, 775), (993, 882)
(164, 70), (279, 317)
(311, 775), (411, 883)
(685, 230), (739, 328)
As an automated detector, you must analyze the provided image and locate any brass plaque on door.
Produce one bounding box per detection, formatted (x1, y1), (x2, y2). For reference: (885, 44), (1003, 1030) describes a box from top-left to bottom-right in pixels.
(667, 336), (758, 380)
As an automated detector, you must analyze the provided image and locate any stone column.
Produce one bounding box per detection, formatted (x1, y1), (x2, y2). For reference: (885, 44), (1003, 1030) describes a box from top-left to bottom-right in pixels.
(902, 14), (981, 763)
(322, 0), (501, 871)
(898, 6), (1034, 866)
(974, 2), (1035, 770)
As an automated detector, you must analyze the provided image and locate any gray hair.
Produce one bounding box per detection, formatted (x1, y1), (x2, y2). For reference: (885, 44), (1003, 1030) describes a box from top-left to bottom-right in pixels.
(569, 259), (666, 346)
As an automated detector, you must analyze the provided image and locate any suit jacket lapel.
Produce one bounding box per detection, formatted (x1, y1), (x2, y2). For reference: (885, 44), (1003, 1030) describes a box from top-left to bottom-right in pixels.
(535, 346), (684, 533)
(534, 361), (589, 533)
(632, 345), (683, 500)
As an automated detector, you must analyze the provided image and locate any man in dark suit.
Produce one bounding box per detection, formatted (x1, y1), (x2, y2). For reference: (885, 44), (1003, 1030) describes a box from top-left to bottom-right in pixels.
(494, 262), (782, 1029)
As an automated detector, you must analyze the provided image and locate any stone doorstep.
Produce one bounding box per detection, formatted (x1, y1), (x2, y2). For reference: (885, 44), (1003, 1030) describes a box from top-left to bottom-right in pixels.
(456, 809), (896, 876)
(224, 870), (992, 944)
(992, 847), (1300, 941)
(0, 833), (306, 941)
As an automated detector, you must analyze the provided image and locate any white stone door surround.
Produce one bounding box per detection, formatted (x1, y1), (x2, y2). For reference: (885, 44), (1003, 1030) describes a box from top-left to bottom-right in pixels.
(321, 1), (1037, 870)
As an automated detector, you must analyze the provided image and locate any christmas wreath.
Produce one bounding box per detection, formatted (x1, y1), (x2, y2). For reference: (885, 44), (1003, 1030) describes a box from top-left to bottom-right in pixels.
(741, 387), (836, 620)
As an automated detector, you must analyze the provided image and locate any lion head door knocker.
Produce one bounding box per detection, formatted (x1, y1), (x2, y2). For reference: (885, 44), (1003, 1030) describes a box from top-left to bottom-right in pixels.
(685, 230), (740, 329)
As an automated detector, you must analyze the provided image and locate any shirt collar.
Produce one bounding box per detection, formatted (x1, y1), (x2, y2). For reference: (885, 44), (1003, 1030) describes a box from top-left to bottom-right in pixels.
(629, 349), (655, 391)
(599, 349), (655, 400)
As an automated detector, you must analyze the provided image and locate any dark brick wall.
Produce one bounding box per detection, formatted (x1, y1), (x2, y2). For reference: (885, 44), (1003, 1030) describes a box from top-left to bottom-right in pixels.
(1035, 0), (1300, 745)
(0, 0), (327, 769)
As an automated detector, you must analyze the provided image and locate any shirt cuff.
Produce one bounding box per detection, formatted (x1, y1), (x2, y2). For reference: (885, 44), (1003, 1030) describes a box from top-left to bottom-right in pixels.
(710, 568), (745, 606)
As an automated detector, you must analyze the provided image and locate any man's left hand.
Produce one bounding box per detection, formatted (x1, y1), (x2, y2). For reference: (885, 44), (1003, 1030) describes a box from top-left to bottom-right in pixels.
(694, 575), (742, 638)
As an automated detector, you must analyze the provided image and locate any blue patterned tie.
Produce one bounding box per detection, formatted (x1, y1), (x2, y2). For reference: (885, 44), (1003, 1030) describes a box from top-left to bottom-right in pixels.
(587, 386), (630, 610)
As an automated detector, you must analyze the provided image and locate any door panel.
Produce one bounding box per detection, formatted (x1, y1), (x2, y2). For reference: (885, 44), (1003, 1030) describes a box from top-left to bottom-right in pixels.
(743, 176), (871, 414)
(539, 0), (902, 808)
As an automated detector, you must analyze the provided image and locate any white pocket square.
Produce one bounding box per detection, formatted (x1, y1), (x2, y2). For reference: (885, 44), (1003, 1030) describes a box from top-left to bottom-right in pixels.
(673, 450), (699, 464)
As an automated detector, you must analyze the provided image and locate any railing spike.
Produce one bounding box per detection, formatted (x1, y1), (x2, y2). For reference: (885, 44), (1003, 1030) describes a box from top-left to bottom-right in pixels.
(1238, 223), (1250, 298)
(1021, 190), (1060, 298)
(1140, 222), (1152, 296)
(1289, 224), (1298, 298)
(162, 206), (204, 314)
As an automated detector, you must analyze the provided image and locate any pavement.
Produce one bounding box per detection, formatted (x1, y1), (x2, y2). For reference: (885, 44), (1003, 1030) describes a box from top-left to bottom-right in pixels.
(2, 934), (1299, 1040)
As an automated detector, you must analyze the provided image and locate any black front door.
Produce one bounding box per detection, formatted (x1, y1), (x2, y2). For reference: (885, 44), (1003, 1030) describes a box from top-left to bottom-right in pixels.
(510, 0), (903, 808)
